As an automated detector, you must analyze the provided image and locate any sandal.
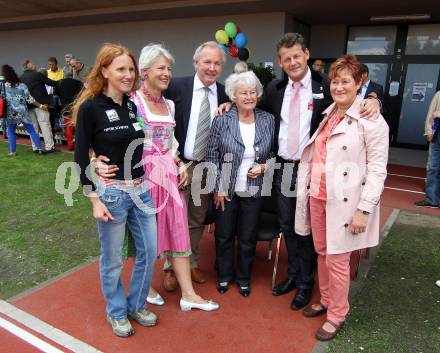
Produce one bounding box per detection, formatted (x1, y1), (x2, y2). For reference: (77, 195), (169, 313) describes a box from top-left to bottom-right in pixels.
(303, 303), (327, 317)
(315, 320), (345, 341)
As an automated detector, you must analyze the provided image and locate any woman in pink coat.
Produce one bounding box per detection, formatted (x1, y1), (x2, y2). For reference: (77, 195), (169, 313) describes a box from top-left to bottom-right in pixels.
(295, 54), (389, 341)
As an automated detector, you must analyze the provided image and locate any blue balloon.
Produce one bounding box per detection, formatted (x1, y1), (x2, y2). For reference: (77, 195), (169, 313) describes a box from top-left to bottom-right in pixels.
(235, 32), (248, 49)
(219, 44), (228, 53)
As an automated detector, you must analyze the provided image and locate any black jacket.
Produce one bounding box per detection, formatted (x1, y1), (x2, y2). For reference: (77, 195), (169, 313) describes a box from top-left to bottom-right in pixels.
(20, 70), (58, 105)
(164, 75), (229, 157)
(260, 69), (333, 154)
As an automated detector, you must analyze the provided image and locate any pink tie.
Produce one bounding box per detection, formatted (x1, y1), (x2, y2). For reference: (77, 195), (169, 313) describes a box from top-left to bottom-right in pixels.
(288, 81), (301, 156)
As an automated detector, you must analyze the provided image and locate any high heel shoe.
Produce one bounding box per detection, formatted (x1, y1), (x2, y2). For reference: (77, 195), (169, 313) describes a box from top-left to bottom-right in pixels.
(216, 282), (229, 294)
(147, 293), (165, 306)
(179, 299), (220, 312)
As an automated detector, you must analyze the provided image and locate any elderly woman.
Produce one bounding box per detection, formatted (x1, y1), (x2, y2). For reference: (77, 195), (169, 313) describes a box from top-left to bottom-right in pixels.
(295, 54), (389, 340)
(206, 70), (275, 297)
(94, 43), (219, 312)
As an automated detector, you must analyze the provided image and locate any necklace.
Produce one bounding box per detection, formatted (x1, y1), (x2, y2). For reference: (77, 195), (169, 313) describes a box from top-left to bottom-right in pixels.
(141, 86), (163, 103)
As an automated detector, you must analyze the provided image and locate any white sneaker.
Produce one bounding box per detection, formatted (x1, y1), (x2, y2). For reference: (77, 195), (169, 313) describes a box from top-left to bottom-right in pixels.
(147, 293), (165, 306)
(180, 299), (220, 312)
(128, 309), (158, 327)
(106, 315), (134, 337)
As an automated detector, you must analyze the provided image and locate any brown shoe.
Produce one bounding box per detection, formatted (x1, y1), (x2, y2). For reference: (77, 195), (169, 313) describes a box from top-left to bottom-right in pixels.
(163, 270), (178, 292)
(190, 268), (207, 284)
(303, 303), (327, 318)
(315, 320), (345, 341)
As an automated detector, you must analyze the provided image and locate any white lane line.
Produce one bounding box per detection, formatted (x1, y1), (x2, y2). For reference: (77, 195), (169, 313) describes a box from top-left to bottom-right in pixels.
(0, 300), (103, 353)
(388, 173), (425, 180)
(0, 316), (64, 353)
(384, 186), (425, 194)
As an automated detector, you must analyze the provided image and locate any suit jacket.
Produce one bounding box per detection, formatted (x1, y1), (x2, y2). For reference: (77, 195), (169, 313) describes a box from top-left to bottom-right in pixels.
(20, 70), (58, 105)
(260, 70), (333, 155)
(206, 105), (275, 199)
(364, 80), (384, 107)
(164, 75), (229, 157)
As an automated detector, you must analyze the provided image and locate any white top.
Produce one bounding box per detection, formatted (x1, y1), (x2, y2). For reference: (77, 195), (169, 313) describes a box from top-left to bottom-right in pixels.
(183, 74), (218, 160)
(278, 68), (313, 161)
(359, 80), (370, 99)
(235, 122), (256, 192)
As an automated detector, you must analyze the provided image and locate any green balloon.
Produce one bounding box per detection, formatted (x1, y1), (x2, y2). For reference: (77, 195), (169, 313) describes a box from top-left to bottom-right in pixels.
(224, 22), (237, 38)
(215, 29), (229, 45)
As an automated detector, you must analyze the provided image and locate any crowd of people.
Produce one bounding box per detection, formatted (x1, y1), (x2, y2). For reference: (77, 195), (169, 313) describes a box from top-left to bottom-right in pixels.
(2, 32), (402, 342)
(0, 53), (90, 154)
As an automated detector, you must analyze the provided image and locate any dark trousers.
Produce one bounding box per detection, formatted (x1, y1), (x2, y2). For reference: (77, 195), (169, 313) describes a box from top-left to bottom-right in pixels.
(214, 193), (263, 287)
(274, 159), (317, 289)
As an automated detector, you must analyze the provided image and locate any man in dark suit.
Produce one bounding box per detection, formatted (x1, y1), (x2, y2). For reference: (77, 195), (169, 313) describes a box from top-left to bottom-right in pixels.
(263, 33), (380, 310)
(359, 64), (384, 106)
(20, 59), (58, 152)
(163, 41), (229, 290)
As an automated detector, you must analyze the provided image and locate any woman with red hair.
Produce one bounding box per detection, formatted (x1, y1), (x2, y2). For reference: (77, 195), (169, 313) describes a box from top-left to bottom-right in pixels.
(295, 54), (389, 340)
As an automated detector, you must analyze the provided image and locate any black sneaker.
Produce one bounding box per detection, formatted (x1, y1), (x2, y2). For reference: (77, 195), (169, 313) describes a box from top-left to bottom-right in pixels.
(414, 200), (439, 208)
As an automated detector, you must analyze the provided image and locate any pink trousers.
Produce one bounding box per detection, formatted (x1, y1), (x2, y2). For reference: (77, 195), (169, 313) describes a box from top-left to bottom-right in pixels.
(310, 197), (351, 323)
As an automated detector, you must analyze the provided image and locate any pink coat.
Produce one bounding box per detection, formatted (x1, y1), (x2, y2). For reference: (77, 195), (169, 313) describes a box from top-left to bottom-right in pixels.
(295, 97), (389, 254)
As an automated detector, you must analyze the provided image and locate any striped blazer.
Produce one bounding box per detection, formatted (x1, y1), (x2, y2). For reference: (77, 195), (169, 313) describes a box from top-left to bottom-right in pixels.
(206, 105), (275, 199)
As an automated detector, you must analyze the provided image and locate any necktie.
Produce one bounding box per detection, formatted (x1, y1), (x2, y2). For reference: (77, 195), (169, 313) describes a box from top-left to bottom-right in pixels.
(193, 87), (211, 161)
(288, 81), (301, 156)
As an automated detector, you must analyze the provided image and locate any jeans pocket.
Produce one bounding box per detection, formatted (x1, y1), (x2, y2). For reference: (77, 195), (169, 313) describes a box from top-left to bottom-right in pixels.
(101, 189), (122, 209)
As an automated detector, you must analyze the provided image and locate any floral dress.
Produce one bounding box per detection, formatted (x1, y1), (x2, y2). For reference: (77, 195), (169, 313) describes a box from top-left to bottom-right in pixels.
(4, 83), (35, 124)
(132, 91), (191, 258)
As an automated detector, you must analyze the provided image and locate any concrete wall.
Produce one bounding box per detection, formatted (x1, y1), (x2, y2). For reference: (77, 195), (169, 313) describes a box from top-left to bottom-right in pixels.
(309, 24), (346, 59)
(0, 12), (287, 82)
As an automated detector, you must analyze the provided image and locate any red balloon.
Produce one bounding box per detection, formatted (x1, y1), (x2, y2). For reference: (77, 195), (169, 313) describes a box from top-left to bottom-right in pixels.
(228, 45), (239, 57)
(236, 26), (241, 34)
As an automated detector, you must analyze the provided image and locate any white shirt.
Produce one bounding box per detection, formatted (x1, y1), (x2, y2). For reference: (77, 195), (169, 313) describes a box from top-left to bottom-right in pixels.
(235, 122), (256, 192)
(359, 80), (370, 99)
(183, 74), (218, 160)
(278, 68), (313, 161)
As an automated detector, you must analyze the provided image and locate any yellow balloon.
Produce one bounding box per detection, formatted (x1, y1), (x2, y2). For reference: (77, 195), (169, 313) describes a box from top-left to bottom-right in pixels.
(215, 30), (229, 45)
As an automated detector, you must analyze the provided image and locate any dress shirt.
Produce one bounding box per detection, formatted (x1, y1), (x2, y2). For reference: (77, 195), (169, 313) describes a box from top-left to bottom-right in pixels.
(359, 80), (370, 99)
(278, 68), (313, 161)
(184, 74), (218, 160)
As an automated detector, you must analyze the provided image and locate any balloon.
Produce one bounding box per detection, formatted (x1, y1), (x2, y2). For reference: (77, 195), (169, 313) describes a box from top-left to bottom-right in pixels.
(228, 45), (239, 58)
(224, 22), (237, 38)
(236, 26), (241, 34)
(219, 44), (228, 53)
(215, 30), (229, 45)
(228, 37), (233, 46)
(235, 32), (248, 48)
(238, 47), (249, 61)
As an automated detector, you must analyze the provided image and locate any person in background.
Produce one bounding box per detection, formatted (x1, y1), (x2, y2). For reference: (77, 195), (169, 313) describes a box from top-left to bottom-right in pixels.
(72, 43), (158, 337)
(312, 59), (325, 75)
(233, 61), (248, 74)
(207, 70), (275, 297)
(47, 57), (64, 81)
(0, 74), (7, 139)
(414, 89), (440, 208)
(296, 54), (389, 341)
(70, 58), (92, 84)
(162, 41), (229, 291)
(20, 59), (58, 153)
(358, 64), (384, 106)
(63, 53), (74, 79)
(1, 64), (46, 155)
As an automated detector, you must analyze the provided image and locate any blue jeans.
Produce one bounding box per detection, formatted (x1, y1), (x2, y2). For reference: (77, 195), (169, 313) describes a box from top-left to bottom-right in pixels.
(425, 134), (440, 206)
(7, 122), (41, 153)
(97, 183), (157, 319)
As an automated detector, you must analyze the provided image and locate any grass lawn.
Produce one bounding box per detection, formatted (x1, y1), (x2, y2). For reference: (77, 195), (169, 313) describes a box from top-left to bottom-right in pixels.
(0, 140), (99, 299)
(328, 214), (440, 353)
